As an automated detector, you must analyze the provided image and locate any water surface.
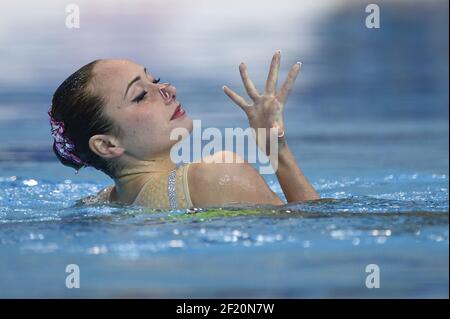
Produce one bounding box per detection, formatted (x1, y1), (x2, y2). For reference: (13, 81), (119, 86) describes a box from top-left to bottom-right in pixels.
(0, 0), (448, 298)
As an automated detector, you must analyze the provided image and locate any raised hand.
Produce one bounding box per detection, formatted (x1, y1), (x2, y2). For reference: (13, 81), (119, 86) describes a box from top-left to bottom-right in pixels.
(223, 50), (301, 153)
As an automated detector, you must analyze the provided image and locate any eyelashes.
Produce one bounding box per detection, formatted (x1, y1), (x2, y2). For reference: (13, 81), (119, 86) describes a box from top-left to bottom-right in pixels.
(132, 78), (161, 103)
(132, 90), (147, 103)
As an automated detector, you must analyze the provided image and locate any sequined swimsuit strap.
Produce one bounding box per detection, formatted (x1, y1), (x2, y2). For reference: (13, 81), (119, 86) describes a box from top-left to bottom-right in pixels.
(167, 169), (177, 209)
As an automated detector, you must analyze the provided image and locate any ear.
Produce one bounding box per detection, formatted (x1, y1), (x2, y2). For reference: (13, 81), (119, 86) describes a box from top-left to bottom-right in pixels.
(88, 134), (125, 159)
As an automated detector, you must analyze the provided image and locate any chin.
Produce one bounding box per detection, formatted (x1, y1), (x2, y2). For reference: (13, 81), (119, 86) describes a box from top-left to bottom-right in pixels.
(172, 115), (193, 132)
(184, 116), (193, 133)
(168, 116), (193, 143)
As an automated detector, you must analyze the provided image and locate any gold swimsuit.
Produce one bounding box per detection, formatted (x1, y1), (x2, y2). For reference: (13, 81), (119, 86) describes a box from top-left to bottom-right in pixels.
(92, 163), (193, 210)
(133, 163), (193, 209)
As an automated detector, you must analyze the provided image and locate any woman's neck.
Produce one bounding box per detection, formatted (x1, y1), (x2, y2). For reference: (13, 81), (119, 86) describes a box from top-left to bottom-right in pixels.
(111, 151), (177, 204)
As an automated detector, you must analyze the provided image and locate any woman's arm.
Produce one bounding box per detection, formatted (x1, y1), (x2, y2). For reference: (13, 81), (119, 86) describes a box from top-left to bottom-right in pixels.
(223, 50), (319, 202)
(276, 140), (319, 201)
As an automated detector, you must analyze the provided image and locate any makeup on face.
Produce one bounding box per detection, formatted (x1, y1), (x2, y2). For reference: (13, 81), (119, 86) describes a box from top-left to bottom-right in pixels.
(125, 68), (187, 121)
(170, 104), (186, 120)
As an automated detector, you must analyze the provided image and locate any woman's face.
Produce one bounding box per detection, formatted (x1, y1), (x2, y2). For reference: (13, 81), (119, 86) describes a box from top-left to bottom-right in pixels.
(92, 59), (193, 161)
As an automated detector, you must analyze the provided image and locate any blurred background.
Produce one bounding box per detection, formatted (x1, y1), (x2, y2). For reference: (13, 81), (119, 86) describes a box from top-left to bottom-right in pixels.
(0, 0), (448, 178)
(0, 0), (448, 298)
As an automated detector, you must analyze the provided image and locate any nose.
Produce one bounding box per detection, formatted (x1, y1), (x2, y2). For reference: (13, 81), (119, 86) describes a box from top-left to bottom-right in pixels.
(159, 83), (176, 103)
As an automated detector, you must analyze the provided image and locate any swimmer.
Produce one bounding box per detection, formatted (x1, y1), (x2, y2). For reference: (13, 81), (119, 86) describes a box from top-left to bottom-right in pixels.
(49, 50), (319, 209)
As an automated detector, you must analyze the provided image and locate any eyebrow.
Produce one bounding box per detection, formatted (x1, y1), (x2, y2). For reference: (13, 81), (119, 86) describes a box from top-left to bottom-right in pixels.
(124, 67), (147, 99)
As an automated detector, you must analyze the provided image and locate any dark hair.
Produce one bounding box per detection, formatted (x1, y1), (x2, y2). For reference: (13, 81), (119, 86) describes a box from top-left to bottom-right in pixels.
(50, 60), (122, 177)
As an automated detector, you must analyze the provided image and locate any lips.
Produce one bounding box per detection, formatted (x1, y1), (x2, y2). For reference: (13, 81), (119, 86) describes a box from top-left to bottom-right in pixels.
(170, 104), (186, 120)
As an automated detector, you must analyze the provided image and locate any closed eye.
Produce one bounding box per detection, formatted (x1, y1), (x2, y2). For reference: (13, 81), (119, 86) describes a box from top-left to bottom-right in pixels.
(132, 90), (147, 103)
(132, 77), (160, 103)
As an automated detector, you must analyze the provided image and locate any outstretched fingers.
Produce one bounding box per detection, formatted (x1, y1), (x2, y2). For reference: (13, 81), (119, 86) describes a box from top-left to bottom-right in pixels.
(278, 62), (301, 105)
(265, 50), (281, 96)
(223, 86), (252, 115)
(239, 62), (260, 101)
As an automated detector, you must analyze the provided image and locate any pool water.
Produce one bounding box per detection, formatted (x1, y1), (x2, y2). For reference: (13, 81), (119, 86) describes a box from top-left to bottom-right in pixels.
(0, 0), (448, 298)
(0, 141), (448, 298)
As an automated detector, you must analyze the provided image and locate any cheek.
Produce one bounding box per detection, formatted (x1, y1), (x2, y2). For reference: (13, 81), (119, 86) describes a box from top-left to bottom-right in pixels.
(122, 109), (169, 142)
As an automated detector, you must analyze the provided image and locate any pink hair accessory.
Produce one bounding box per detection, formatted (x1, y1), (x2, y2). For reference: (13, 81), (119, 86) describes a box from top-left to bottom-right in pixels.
(48, 107), (87, 167)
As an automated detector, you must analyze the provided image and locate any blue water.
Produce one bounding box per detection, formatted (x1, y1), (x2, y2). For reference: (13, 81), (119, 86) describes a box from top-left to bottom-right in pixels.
(0, 1), (448, 297)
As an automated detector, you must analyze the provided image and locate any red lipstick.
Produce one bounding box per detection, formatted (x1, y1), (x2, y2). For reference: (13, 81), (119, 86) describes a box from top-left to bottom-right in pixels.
(170, 104), (186, 120)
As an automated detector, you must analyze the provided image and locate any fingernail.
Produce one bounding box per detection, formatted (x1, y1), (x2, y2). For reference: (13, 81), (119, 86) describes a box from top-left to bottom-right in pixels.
(296, 61), (302, 65)
(276, 49), (282, 54)
(222, 85), (226, 90)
